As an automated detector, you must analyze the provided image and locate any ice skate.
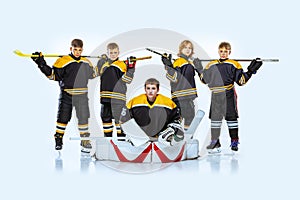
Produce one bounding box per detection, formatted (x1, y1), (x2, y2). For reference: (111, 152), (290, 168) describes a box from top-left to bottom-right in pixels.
(80, 139), (92, 154)
(117, 132), (126, 141)
(230, 140), (239, 151)
(206, 139), (221, 154)
(104, 132), (112, 137)
(54, 133), (63, 151)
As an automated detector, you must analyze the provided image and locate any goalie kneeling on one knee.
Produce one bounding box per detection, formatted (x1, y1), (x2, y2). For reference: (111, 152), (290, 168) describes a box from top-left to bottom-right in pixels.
(158, 123), (184, 146)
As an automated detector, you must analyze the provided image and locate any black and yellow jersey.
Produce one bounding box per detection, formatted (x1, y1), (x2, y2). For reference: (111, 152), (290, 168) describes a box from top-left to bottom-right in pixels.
(200, 59), (252, 93)
(121, 94), (181, 137)
(38, 54), (96, 95)
(98, 58), (132, 103)
(168, 55), (197, 101)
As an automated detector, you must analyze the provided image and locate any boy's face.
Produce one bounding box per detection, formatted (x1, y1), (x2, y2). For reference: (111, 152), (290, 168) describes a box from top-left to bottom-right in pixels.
(107, 48), (119, 60)
(181, 43), (193, 57)
(218, 47), (231, 59)
(145, 84), (159, 102)
(70, 46), (83, 58)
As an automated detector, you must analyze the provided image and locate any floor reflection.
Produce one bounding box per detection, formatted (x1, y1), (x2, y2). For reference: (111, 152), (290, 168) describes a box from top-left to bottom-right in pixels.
(203, 153), (239, 174)
(80, 153), (93, 172)
(54, 151), (63, 171)
(54, 151), (239, 174)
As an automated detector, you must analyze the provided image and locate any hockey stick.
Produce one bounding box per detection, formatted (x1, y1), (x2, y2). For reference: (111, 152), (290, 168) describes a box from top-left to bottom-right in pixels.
(189, 58), (279, 62)
(145, 48), (176, 61)
(146, 48), (279, 62)
(130, 56), (152, 61)
(13, 49), (152, 61)
(69, 136), (126, 140)
(14, 49), (101, 58)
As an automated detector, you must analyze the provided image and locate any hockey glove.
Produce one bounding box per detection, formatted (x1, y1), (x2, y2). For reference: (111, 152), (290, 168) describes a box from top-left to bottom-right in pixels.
(193, 58), (204, 74)
(158, 127), (175, 146)
(122, 58), (136, 83)
(96, 54), (108, 76)
(126, 56), (137, 69)
(167, 122), (184, 145)
(247, 58), (263, 74)
(31, 52), (47, 67)
(161, 53), (173, 67)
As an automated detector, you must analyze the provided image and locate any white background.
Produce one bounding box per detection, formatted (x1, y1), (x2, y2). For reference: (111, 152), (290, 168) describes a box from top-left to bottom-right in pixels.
(1, 0), (299, 199)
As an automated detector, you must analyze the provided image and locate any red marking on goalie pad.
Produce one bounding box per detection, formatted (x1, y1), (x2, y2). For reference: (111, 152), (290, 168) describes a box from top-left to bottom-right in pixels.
(110, 140), (152, 163)
(153, 143), (185, 163)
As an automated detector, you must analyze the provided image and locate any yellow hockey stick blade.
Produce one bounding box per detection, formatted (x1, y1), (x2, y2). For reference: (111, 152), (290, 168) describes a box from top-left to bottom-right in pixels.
(14, 50), (61, 58)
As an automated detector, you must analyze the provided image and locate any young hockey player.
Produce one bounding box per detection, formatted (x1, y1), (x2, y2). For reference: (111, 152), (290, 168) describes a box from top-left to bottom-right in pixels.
(198, 41), (263, 152)
(31, 39), (97, 152)
(96, 42), (136, 138)
(161, 40), (201, 132)
(120, 78), (184, 146)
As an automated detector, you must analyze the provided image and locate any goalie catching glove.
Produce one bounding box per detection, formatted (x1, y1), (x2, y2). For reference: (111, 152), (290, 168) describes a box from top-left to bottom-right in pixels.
(158, 123), (184, 146)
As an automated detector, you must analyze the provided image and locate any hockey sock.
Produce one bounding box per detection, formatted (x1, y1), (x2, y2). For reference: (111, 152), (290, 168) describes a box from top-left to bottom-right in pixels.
(184, 124), (190, 132)
(227, 120), (239, 140)
(115, 123), (125, 137)
(78, 123), (88, 136)
(56, 122), (67, 135)
(103, 122), (113, 137)
(211, 120), (222, 140)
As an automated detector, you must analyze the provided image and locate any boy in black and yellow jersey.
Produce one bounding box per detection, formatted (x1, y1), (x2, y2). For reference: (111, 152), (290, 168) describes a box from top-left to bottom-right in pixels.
(161, 40), (198, 132)
(120, 78), (184, 146)
(96, 42), (136, 138)
(31, 39), (97, 152)
(198, 42), (262, 152)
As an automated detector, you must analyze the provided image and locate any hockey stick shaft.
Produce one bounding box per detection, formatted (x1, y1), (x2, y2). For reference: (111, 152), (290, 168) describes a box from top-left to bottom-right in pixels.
(69, 136), (126, 140)
(131, 56), (152, 61)
(146, 48), (279, 62)
(207, 58), (279, 62)
(145, 48), (176, 61)
(14, 50), (152, 61)
(14, 50), (101, 58)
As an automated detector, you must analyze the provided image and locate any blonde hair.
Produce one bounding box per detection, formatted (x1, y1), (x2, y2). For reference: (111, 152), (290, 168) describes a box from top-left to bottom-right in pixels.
(178, 40), (194, 57)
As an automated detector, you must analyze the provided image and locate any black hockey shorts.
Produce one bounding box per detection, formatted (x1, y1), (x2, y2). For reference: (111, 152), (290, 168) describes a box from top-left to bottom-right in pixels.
(101, 102), (125, 123)
(174, 99), (195, 125)
(209, 90), (238, 121)
(57, 92), (90, 124)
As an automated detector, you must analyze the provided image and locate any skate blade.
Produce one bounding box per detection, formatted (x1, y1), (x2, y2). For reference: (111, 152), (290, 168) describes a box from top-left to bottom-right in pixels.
(81, 151), (92, 158)
(81, 146), (92, 154)
(207, 148), (221, 154)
